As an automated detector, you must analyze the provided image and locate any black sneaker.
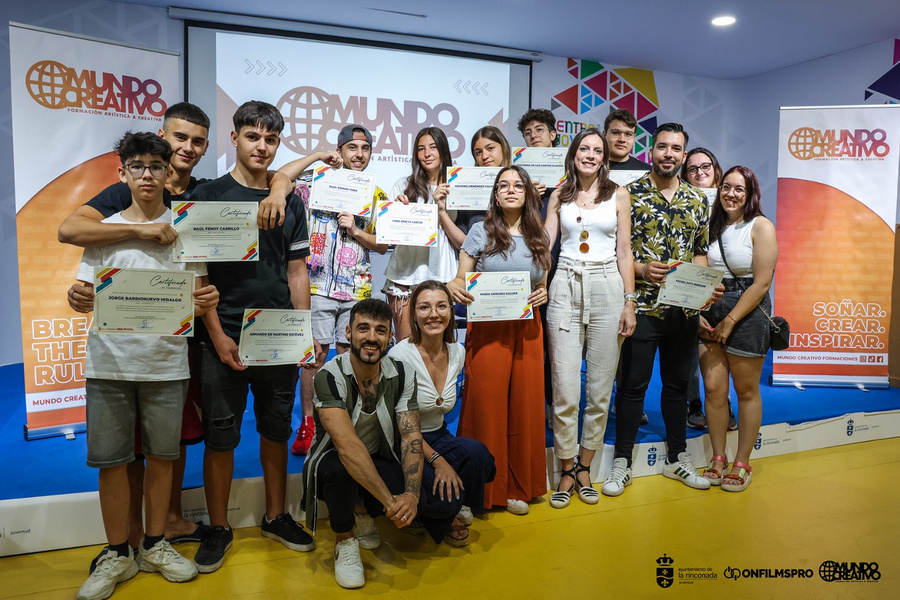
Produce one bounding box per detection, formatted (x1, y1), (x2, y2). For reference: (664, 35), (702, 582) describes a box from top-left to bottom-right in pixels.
(728, 406), (738, 431)
(261, 513), (316, 552)
(687, 399), (707, 429)
(193, 526), (233, 574)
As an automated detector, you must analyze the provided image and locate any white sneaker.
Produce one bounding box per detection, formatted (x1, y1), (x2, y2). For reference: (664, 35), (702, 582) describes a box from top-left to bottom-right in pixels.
(457, 505), (474, 525)
(506, 499), (529, 515)
(77, 546), (139, 600)
(139, 538), (198, 583)
(663, 452), (711, 490)
(334, 538), (365, 589)
(601, 458), (633, 496)
(352, 514), (381, 550)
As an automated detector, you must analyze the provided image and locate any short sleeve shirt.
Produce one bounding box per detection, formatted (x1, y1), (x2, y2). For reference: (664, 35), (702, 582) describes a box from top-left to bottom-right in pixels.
(461, 222), (546, 288)
(85, 177), (204, 217)
(190, 174), (310, 340)
(627, 174), (709, 318)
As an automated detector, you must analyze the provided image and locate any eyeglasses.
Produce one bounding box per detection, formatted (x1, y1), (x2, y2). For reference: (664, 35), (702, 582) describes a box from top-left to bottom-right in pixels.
(497, 181), (526, 193)
(523, 125), (548, 138)
(686, 162), (713, 175)
(720, 183), (746, 196)
(607, 129), (635, 139)
(415, 303), (451, 315)
(125, 162), (168, 179)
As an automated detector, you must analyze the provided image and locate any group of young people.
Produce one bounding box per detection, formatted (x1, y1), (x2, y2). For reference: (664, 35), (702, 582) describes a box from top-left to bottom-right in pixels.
(58, 99), (777, 595)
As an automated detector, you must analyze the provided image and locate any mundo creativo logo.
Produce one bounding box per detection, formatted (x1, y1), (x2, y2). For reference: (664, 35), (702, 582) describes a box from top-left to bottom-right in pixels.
(25, 60), (166, 117)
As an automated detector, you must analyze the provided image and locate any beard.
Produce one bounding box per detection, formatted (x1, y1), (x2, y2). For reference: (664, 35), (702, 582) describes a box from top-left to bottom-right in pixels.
(350, 340), (386, 365)
(652, 160), (680, 178)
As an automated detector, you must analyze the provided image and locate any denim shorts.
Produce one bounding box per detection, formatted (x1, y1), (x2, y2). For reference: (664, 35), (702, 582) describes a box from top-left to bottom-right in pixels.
(701, 277), (772, 358)
(199, 341), (299, 451)
(311, 294), (353, 346)
(86, 378), (188, 468)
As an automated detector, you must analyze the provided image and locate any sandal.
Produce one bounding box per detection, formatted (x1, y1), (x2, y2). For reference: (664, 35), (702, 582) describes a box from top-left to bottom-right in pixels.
(443, 526), (470, 548)
(702, 454), (728, 486)
(722, 461), (752, 492)
(574, 459), (599, 505)
(550, 467), (576, 509)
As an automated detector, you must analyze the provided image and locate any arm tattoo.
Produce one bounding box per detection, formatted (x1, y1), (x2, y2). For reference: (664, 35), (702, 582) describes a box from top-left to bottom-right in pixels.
(398, 410), (421, 435)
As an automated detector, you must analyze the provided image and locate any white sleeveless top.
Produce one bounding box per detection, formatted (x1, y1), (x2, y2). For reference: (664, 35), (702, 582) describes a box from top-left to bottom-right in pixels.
(707, 216), (757, 278)
(559, 192), (617, 262)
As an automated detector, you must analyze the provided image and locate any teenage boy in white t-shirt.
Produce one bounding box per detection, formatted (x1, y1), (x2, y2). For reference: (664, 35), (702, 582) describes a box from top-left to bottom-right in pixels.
(75, 132), (218, 600)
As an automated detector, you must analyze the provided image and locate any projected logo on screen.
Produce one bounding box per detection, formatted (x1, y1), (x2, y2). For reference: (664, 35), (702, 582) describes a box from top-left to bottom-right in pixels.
(787, 127), (890, 160)
(25, 60), (167, 117)
(276, 86), (464, 157)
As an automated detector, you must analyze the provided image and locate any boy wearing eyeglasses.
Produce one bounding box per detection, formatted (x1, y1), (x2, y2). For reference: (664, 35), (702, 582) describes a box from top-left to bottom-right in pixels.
(602, 109), (651, 171)
(75, 132), (218, 600)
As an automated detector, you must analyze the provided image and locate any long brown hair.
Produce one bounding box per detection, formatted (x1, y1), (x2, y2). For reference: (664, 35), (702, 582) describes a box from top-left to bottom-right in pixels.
(470, 126), (512, 167)
(482, 166), (551, 273)
(709, 165), (764, 242)
(408, 280), (457, 345)
(556, 128), (617, 210)
(403, 127), (453, 202)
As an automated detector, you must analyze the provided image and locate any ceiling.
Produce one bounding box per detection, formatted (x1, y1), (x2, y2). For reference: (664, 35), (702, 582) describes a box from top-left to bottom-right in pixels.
(124, 1), (900, 79)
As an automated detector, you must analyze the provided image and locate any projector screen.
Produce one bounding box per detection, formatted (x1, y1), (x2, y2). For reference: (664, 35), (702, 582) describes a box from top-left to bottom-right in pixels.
(186, 24), (533, 190)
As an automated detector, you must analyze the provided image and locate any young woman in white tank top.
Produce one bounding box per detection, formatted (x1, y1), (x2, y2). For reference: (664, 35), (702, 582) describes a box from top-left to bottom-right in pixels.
(543, 128), (636, 509)
(698, 166), (778, 492)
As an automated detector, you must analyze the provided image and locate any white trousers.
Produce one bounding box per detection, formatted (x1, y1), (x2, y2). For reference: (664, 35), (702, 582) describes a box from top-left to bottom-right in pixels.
(547, 257), (624, 460)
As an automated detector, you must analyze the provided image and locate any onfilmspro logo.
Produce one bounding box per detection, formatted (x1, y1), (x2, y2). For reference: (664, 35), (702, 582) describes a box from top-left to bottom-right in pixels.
(724, 566), (813, 580)
(656, 554), (674, 588)
(819, 561), (881, 582)
(788, 127), (890, 161)
(276, 86), (464, 157)
(25, 60), (166, 116)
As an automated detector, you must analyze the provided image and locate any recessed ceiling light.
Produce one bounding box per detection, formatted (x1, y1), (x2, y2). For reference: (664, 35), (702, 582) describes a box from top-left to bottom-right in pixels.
(712, 16), (736, 26)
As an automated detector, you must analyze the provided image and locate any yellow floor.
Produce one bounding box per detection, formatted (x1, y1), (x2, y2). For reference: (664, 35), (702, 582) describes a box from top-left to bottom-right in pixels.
(4, 437), (899, 599)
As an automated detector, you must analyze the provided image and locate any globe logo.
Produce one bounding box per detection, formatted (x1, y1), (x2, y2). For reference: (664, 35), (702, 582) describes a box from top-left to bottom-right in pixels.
(26, 60), (71, 109)
(788, 127), (825, 160)
(819, 560), (839, 581)
(278, 86), (339, 155)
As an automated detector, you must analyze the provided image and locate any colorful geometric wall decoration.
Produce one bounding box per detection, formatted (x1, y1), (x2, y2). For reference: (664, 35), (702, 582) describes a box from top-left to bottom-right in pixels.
(551, 58), (660, 162)
(864, 38), (900, 104)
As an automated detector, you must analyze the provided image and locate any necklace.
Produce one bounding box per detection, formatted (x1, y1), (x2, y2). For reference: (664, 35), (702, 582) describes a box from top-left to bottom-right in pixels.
(418, 343), (448, 405)
(359, 367), (380, 388)
(576, 204), (591, 253)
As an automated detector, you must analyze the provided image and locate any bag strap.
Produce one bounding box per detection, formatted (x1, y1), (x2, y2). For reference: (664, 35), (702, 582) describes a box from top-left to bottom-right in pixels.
(718, 232), (776, 327)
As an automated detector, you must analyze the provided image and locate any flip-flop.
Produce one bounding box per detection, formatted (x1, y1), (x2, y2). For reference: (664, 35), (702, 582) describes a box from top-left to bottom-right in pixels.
(166, 521), (211, 544)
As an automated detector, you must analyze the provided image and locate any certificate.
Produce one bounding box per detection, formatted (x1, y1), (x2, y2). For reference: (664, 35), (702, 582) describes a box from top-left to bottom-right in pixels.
(375, 201), (439, 246)
(465, 271), (534, 322)
(657, 261), (725, 311)
(238, 309), (316, 366)
(308, 166), (376, 216)
(511, 147), (566, 186)
(173, 201), (258, 262)
(608, 170), (647, 187)
(446, 166), (501, 210)
(93, 267), (195, 336)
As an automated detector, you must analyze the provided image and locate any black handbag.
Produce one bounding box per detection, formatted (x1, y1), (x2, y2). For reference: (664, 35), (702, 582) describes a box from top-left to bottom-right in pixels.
(717, 237), (790, 351)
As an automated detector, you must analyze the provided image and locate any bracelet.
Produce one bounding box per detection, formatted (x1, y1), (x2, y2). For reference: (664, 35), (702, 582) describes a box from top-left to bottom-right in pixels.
(726, 314), (737, 324)
(427, 451), (441, 465)
(401, 491), (420, 501)
(641, 263), (648, 280)
(624, 292), (638, 303)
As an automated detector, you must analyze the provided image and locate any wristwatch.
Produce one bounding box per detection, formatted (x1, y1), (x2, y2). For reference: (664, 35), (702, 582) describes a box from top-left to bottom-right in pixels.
(624, 292), (638, 303)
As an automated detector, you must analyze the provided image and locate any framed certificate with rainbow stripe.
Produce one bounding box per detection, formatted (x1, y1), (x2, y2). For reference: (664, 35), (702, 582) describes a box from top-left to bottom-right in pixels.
(93, 267), (195, 336)
(173, 201), (258, 262)
(238, 309), (315, 366)
(465, 271), (533, 322)
(375, 201), (438, 246)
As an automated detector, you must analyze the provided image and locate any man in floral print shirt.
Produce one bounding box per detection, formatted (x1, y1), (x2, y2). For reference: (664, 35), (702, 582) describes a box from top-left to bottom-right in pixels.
(602, 122), (722, 497)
